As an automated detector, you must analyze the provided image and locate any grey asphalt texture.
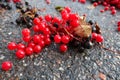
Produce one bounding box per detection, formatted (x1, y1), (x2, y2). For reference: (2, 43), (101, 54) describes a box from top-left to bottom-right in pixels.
(0, 0), (120, 80)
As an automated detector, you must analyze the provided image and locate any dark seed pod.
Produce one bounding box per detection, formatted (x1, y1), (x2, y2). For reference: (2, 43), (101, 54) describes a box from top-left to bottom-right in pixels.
(53, 23), (59, 28)
(88, 20), (93, 25)
(25, 1), (29, 6)
(78, 47), (85, 53)
(92, 25), (96, 32)
(83, 41), (93, 49)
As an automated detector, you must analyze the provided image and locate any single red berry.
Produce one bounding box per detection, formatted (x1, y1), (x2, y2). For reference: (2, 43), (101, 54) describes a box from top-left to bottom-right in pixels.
(45, 14), (52, 22)
(13, 0), (21, 3)
(1, 61), (12, 71)
(118, 26), (120, 31)
(33, 17), (40, 25)
(100, 10), (104, 13)
(33, 25), (40, 32)
(104, 6), (109, 11)
(17, 43), (25, 50)
(117, 21), (120, 26)
(78, 0), (86, 4)
(62, 13), (69, 20)
(70, 20), (79, 28)
(103, 2), (107, 6)
(7, 42), (17, 50)
(33, 35), (41, 44)
(22, 28), (30, 37)
(69, 13), (79, 20)
(38, 16), (43, 21)
(92, 33), (98, 39)
(60, 44), (68, 52)
(22, 35), (31, 42)
(110, 6), (115, 10)
(43, 28), (51, 35)
(38, 40), (45, 48)
(28, 42), (35, 48)
(33, 45), (42, 53)
(45, 0), (50, 4)
(54, 34), (61, 43)
(61, 35), (70, 44)
(39, 34), (45, 40)
(52, 17), (61, 24)
(93, 2), (98, 7)
(25, 47), (33, 56)
(111, 9), (116, 15)
(38, 23), (46, 31)
(64, 6), (71, 13)
(44, 37), (51, 45)
(96, 34), (104, 42)
(61, 9), (68, 15)
(16, 50), (25, 59)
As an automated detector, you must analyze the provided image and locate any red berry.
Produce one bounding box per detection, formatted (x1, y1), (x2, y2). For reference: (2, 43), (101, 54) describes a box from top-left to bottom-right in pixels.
(7, 42), (17, 50)
(22, 28), (30, 37)
(39, 34), (45, 40)
(110, 6), (115, 10)
(62, 13), (69, 20)
(33, 25), (40, 32)
(16, 50), (25, 59)
(33, 17), (40, 25)
(44, 37), (51, 45)
(61, 9), (68, 15)
(28, 42), (35, 48)
(17, 43), (25, 50)
(111, 9), (116, 15)
(93, 2), (98, 7)
(33, 45), (42, 53)
(96, 34), (104, 42)
(54, 34), (61, 43)
(100, 10), (104, 13)
(38, 23), (46, 31)
(118, 26), (120, 31)
(70, 20), (79, 28)
(45, 0), (50, 4)
(1, 61), (12, 71)
(38, 40), (45, 48)
(104, 6), (109, 11)
(78, 0), (86, 4)
(61, 35), (70, 44)
(33, 35), (41, 44)
(69, 13), (79, 20)
(60, 44), (68, 52)
(92, 33), (98, 39)
(52, 17), (61, 24)
(103, 2), (107, 6)
(38, 16), (43, 21)
(22, 35), (31, 42)
(64, 6), (71, 13)
(25, 47), (33, 56)
(45, 14), (52, 22)
(117, 21), (120, 26)
(43, 28), (51, 35)
(13, 0), (21, 3)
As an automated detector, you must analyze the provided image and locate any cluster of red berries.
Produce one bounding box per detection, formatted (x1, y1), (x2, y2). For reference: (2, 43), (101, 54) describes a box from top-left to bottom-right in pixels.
(117, 21), (120, 31)
(93, 1), (117, 15)
(2, 6), (104, 71)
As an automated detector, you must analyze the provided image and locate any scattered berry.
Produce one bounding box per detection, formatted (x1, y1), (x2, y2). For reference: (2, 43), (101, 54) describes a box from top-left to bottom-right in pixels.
(60, 44), (68, 52)
(16, 50), (25, 59)
(1, 61), (12, 71)
(7, 42), (17, 50)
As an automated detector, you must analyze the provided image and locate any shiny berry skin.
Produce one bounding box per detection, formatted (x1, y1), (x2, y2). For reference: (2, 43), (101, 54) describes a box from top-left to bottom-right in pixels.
(33, 35), (41, 44)
(60, 44), (68, 52)
(54, 34), (61, 43)
(13, 0), (21, 3)
(61, 35), (70, 44)
(62, 13), (69, 20)
(33, 17), (40, 25)
(38, 40), (45, 48)
(100, 10), (104, 13)
(69, 13), (79, 20)
(104, 6), (109, 11)
(25, 47), (33, 56)
(78, 0), (86, 4)
(70, 20), (79, 28)
(22, 35), (31, 42)
(110, 6), (115, 10)
(38, 16), (43, 21)
(39, 34), (44, 40)
(17, 43), (25, 50)
(38, 23), (46, 31)
(117, 21), (120, 26)
(52, 17), (61, 24)
(1, 61), (12, 71)
(92, 33), (98, 39)
(28, 42), (35, 48)
(93, 2), (98, 7)
(96, 34), (104, 42)
(43, 28), (51, 35)
(45, 14), (52, 22)
(33, 25), (40, 32)
(16, 50), (25, 59)
(111, 9), (116, 15)
(64, 6), (71, 13)
(7, 42), (17, 50)
(22, 28), (30, 36)
(33, 45), (42, 53)
(61, 9), (68, 15)
(118, 26), (120, 31)
(44, 37), (51, 45)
